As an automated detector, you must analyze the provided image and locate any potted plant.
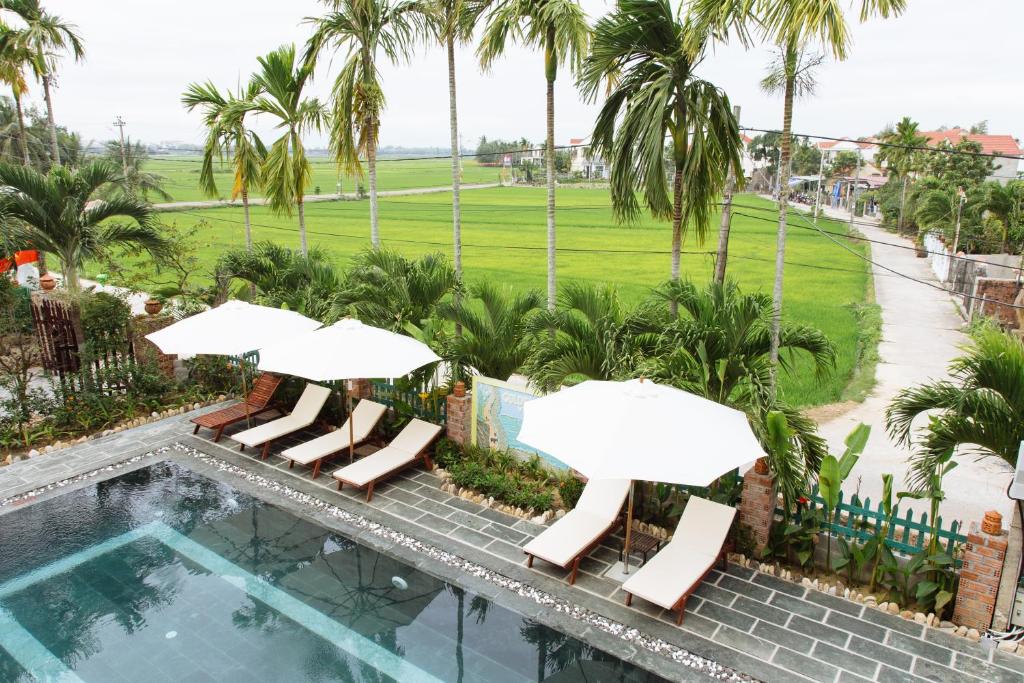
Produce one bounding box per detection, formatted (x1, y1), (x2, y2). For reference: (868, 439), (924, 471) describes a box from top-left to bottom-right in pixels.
(144, 297), (164, 315)
(39, 273), (57, 290)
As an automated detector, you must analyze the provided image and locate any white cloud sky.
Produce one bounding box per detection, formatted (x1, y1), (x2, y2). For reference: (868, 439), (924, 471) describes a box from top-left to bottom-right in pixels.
(34, 0), (1024, 149)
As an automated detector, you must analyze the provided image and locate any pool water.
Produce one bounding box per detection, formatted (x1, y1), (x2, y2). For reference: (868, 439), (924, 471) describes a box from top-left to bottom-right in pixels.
(0, 462), (666, 682)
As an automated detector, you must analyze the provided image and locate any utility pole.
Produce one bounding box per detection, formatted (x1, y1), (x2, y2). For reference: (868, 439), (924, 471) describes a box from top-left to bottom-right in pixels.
(813, 147), (825, 222)
(112, 115), (130, 185)
(715, 105), (740, 284)
(951, 186), (967, 270)
(848, 149), (862, 234)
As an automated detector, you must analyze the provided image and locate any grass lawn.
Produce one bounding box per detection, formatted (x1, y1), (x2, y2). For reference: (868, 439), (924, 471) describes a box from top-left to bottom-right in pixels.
(148, 156), (503, 203)
(97, 188), (871, 407)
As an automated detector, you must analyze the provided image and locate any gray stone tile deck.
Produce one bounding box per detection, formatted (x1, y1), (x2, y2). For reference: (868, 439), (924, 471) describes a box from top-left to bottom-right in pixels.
(1, 409), (1019, 683)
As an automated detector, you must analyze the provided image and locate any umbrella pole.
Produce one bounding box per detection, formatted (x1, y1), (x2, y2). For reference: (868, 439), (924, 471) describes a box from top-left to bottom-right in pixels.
(623, 480), (635, 575)
(241, 356), (251, 428)
(348, 388), (355, 463)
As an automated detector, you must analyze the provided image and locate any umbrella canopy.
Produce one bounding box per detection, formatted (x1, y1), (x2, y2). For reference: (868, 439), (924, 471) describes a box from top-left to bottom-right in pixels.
(517, 378), (765, 486)
(256, 318), (441, 382)
(145, 300), (322, 357)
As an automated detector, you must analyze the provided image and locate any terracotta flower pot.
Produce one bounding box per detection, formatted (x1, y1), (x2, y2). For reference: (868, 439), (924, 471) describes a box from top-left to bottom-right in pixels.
(39, 273), (57, 291)
(754, 457), (770, 475)
(144, 298), (163, 315)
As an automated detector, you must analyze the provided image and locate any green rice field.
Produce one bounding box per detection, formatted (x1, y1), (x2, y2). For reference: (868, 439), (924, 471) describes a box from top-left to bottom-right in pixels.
(97, 188), (871, 407)
(148, 156), (503, 203)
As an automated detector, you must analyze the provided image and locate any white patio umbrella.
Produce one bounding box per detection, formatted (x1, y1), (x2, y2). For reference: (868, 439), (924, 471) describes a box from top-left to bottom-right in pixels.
(516, 378), (766, 572)
(145, 300), (322, 425)
(255, 318), (441, 460)
(145, 300), (322, 357)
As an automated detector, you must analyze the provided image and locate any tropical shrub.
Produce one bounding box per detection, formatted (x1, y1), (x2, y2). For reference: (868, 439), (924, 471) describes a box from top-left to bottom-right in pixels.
(434, 439), (556, 512)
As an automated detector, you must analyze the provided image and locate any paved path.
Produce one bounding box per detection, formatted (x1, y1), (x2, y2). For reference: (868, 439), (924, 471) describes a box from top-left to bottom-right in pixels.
(153, 182), (502, 212)
(807, 205), (1014, 525)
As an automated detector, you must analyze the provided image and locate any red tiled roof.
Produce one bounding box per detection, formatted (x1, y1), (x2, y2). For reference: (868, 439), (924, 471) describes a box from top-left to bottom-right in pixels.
(921, 128), (1022, 156)
(569, 138), (586, 145)
(817, 138), (877, 150)
(741, 134), (753, 145)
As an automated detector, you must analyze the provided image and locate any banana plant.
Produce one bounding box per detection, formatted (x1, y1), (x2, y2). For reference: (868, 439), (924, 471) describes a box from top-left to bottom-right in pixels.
(819, 423), (870, 571)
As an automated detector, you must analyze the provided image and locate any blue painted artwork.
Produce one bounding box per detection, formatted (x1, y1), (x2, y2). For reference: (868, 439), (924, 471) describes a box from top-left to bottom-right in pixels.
(472, 377), (567, 470)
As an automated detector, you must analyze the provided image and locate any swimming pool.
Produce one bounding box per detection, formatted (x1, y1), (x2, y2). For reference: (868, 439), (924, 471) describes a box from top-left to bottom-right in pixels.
(0, 461), (667, 682)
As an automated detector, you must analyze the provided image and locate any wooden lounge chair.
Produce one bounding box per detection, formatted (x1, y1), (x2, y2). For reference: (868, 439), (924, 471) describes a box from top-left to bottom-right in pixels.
(523, 478), (631, 585)
(230, 384), (332, 460)
(332, 419), (442, 501)
(191, 372), (283, 442)
(280, 399), (388, 479)
(622, 496), (735, 625)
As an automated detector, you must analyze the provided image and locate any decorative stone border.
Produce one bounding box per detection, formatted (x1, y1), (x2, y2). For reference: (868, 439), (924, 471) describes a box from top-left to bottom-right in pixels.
(2, 442), (754, 682)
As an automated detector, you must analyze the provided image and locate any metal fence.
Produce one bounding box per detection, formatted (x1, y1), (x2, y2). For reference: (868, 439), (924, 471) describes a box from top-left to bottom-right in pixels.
(371, 381), (447, 423)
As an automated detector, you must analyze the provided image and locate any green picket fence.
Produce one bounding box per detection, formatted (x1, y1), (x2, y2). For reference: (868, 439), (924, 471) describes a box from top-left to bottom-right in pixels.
(371, 381), (447, 424)
(798, 485), (965, 559)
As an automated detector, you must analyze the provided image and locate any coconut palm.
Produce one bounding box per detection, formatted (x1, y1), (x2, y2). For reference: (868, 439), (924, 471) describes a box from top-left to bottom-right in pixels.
(438, 281), (543, 380)
(419, 0), (484, 288)
(478, 0), (590, 310)
(0, 94), (39, 165)
(304, 0), (423, 249)
(876, 116), (927, 233)
(238, 44), (328, 255)
(0, 160), (168, 291)
(886, 328), (1024, 490)
(691, 0), (905, 392)
(578, 0), (743, 305)
(522, 281), (661, 392)
(337, 248), (458, 331)
(182, 79), (267, 251)
(0, 0), (84, 167)
(100, 138), (172, 202)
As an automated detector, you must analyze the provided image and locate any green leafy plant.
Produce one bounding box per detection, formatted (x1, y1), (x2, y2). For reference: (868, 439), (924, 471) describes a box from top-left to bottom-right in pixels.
(819, 423), (870, 570)
(557, 474), (585, 508)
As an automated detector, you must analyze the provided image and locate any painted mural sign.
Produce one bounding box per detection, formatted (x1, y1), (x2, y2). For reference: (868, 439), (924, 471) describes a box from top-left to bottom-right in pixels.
(470, 376), (567, 470)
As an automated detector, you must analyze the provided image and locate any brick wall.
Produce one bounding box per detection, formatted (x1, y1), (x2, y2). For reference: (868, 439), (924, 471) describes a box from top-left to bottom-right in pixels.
(972, 277), (1022, 328)
(953, 515), (1008, 630)
(738, 465), (775, 554)
(349, 379), (374, 400)
(445, 381), (471, 445)
(131, 314), (177, 379)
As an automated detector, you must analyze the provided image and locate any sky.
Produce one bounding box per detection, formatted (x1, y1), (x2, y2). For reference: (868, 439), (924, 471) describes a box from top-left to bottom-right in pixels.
(30, 0), (1024, 150)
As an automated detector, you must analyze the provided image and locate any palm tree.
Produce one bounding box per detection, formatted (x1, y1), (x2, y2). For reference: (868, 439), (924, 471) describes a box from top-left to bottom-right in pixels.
(522, 281), (661, 392)
(219, 241), (344, 322)
(0, 0), (84, 167)
(238, 44), (328, 255)
(304, 0), (423, 249)
(478, 0), (590, 310)
(419, 0), (482, 289)
(886, 328), (1024, 490)
(0, 27), (32, 165)
(438, 281), (543, 380)
(182, 80), (267, 251)
(101, 138), (172, 202)
(0, 160), (168, 290)
(337, 248), (458, 331)
(578, 0), (742, 309)
(691, 0), (905, 393)
(980, 179), (1024, 253)
(876, 116), (927, 233)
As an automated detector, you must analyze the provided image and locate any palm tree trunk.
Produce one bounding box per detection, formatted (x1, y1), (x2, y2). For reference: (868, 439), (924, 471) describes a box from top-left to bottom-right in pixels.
(769, 52), (796, 395)
(13, 90), (29, 166)
(297, 196), (308, 255)
(670, 168), (684, 316)
(369, 132), (380, 249)
(715, 105), (741, 284)
(41, 74), (61, 167)
(898, 175), (908, 234)
(241, 188), (253, 251)
(447, 34), (463, 335)
(545, 73), (556, 311)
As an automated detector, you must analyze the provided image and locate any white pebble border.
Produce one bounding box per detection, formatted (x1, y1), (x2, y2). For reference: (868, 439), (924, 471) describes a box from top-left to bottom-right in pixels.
(1, 443), (755, 682)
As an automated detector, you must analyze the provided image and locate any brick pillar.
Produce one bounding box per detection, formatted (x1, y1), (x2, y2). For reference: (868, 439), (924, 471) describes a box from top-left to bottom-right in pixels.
(131, 313), (177, 379)
(739, 459), (775, 555)
(445, 381), (471, 445)
(349, 379), (374, 400)
(954, 511), (1008, 631)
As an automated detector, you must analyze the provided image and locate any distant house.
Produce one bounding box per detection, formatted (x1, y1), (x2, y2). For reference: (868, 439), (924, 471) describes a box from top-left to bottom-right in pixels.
(520, 144), (544, 166)
(816, 137), (880, 165)
(740, 134), (756, 179)
(568, 138), (609, 179)
(920, 128), (1022, 183)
